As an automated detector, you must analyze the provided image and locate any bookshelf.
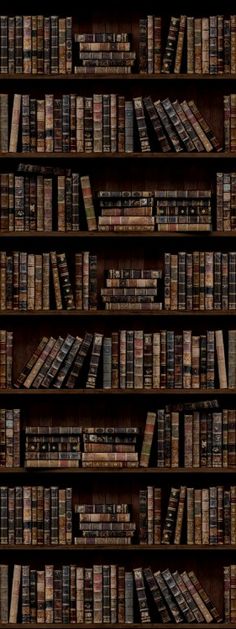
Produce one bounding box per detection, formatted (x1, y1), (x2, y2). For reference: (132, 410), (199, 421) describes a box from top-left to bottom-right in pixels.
(1, 0), (236, 625)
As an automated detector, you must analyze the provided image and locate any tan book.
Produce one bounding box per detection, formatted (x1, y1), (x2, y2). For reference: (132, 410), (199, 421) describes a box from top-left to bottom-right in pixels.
(140, 411), (156, 467)
(9, 564), (21, 622)
(9, 94), (21, 152)
(215, 330), (227, 388)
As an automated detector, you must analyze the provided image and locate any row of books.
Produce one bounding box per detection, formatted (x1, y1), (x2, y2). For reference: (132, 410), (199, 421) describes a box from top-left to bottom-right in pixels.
(75, 502), (135, 545)
(224, 94), (236, 151)
(0, 250), (97, 311)
(164, 251), (236, 310)
(139, 485), (236, 545)
(2, 93), (222, 154)
(101, 269), (162, 309)
(0, 16), (73, 75)
(0, 486), (72, 545)
(139, 15), (236, 75)
(74, 31), (136, 74)
(0, 168), (95, 232)
(216, 172), (236, 231)
(13, 329), (236, 390)
(25, 426), (140, 469)
(1, 563), (221, 624)
(0, 330), (13, 388)
(0, 408), (20, 467)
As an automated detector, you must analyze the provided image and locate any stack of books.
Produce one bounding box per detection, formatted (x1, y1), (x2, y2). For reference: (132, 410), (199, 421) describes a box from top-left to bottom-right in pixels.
(164, 250), (236, 310)
(81, 427), (140, 468)
(216, 171), (236, 231)
(2, 563), (221, 624)
(0, 486), (72, 544)
(139, 15), (236, 74)
(0, 408), (20, 466)
(101, 268), (162, 310)
(74, 503), (136, 544)
(74, 32), (136, 74)
(155, 190), (212, 232)
(97, 190), (155, 232)
(0, 15), (73, 74)
(25, 427), (82, 468)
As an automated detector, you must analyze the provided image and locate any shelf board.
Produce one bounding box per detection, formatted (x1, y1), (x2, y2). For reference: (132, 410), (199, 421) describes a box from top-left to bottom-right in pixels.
(0, 309), (236, 317)
(0, 231), (235, 239)
(1, 72), (236, 81)
(0, 152), (232, 159)
(0, 467), (235, 475)
(2, 388), (236, 396)
(0, 544), (235, 551)
(0, 624), (227, 629)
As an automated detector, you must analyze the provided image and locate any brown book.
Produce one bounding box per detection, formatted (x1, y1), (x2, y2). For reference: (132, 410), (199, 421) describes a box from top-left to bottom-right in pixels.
(9, 564), (21, 622)
(9, 94), (21, 152)
(50, 251), (63, 310)
(14, 336), (49, 387)
(80, 176), (97, 231)
(140, 412), (156, 467)
(174, 486), (186, 544)
(215, 330), (227, 388)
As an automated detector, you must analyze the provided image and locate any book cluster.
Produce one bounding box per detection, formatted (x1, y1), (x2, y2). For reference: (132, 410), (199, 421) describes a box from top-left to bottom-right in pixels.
(12, 329), (236, 390)
(0, 15), (72, 74)
(74, 503), (136, 545)
(25, 427), (82, 468)
(0, 250), (97, 311)
(224, 94), (236, 151)
(216, 171), (236, 230)
(74, 32), (136, 74)
(0, 330), (13, 388)
(101, 269), (162, 310)
(0, 93), (222, 154)
(0, 486), (72, 544)
(164, 251), (236, 310)
(0, 563), (222, 624)
(0, 408), (20, 466)
(155, 190), (212, 232)
(81, 427), (139, 469)
(139, 485), (236, 545)
(139, 15), (236, 74)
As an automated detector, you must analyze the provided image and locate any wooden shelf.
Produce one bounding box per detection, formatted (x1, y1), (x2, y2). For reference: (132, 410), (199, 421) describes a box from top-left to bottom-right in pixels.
(0, 231), (235, 239)
(0, 152), (233, 159)
(0, 309), (236, 317)
(1, 72), (236, 81)
(2, 388), (236, 396)
(0, 467), (235, 475)
(0, 624), (227, 629)
(0, 544), (235, 551)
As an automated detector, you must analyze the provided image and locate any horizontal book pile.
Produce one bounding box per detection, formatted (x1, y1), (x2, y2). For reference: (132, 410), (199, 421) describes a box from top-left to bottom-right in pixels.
(0, 486), (72, 545)
(164, 250), (236, 310)
(2, 563), (221, 624)
(101, 268), (162, 310)
(13, 328), (235, 390)
(97, 190), (155, 232)
(0, 250), (97, 311)
(25, 427), (82, 468)
(0, 15), (72, 74)
(74, 32), (136, 74)
(139, 15), (236, 74)
(139, 485), (236, 545)
(216, 171), (236, 231)
(2, 93), (222, 154)
(81, 427), (140, 468)
(0, 167), (95, 232)
(224, 95), (236, 151)
(155, 190), (212, 232)
(74, 502), (136, 544)
(0, 408), (20, 466)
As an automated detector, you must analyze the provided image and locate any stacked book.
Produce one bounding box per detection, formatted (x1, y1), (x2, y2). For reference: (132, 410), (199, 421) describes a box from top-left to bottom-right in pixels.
(224, 565), (236, 623)
(0, 166), (96, 232)
(74, 503), (136, 544)
(216, 171), (236, 231)
(139, 15), (236, 74)
(0, 15), (73, 74)
(25, 427), (82, 468)
(14, 328), (234, 390)
(1, 93), (222, 154)
(0, 250), (97, 311)
(101, 268), (162, 310)
(0, 486), (72, 544)
(164, 251), (236, 310)
(2, 563), (221, 624)
(74, 32), (136, 74)
(0, 408), (20, 467)
(0, 330), (13, 388)
(97, 190), (155, 232)
(155, 190), (212, 232)
(81, 427), (140, 468)
(224, 94), (236, 151)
